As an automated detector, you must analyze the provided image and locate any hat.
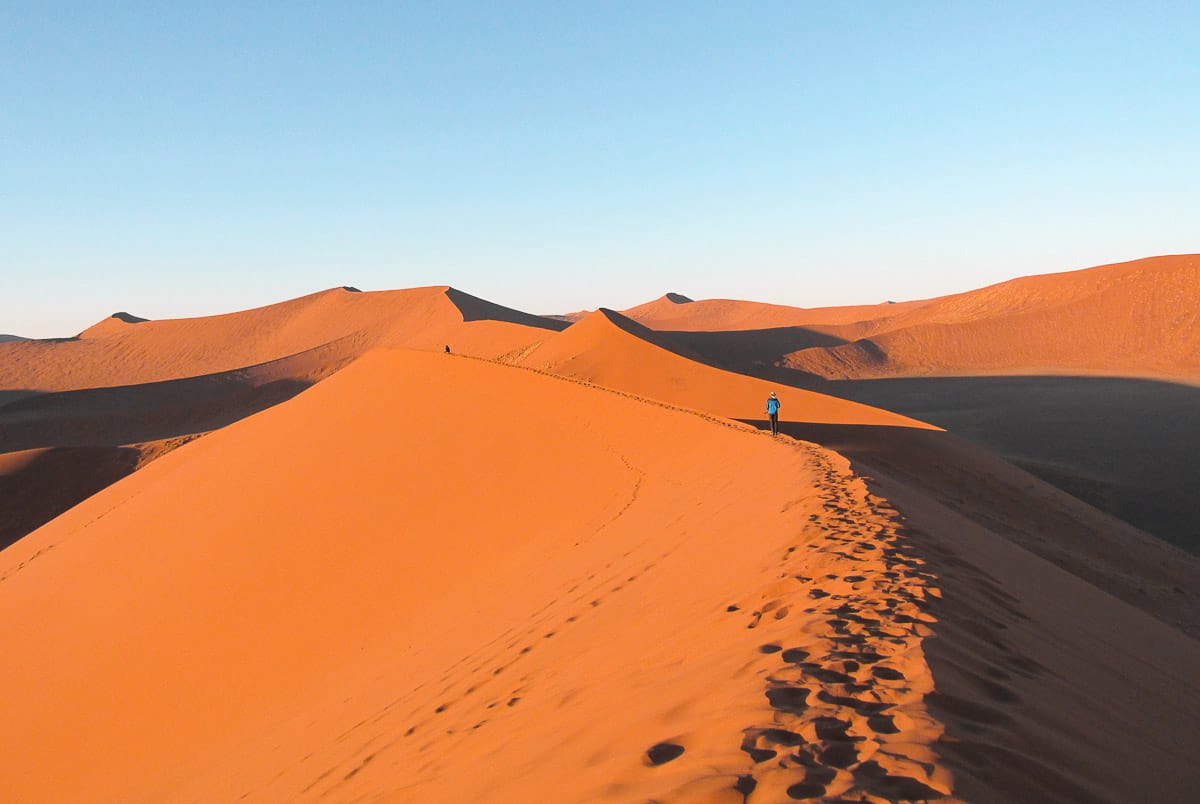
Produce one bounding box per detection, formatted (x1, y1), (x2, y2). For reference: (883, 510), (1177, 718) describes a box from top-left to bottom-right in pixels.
(769, 392), (777, 397)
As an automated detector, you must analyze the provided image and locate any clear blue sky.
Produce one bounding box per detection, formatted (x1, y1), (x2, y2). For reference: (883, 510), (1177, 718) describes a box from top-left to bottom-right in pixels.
(3, 2), (1197, 337)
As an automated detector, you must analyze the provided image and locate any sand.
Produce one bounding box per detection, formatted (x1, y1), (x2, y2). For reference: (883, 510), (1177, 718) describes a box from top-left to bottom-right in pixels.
(618, 255), (1200, 549)
(3, 258), (1200, 802)
(780, 254), (1200, 381)
(0, 286), (565, 547)
(0, 350), (954, 802)
(0, 285), (565, 393)
(515, 308), (934, 429)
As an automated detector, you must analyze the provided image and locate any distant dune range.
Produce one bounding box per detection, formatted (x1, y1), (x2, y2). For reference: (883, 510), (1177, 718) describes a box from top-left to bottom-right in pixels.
(2, 255), (1199, 801)
(625, 255), (1198, 382)
(0, 286), (566, 548)
(617, 255), (1200, 550)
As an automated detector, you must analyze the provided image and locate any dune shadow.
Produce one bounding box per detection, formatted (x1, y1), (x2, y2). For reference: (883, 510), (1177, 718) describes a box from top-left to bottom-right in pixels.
(597, 311), (840, 385)
(738, 414), (1200, 801)
(820, 376), (1200, 553)
(0, 374), (313, 453)
(0, 390), (40, 410)
(0, 446), (142, 551)
(663, 326), (848, 369)
(445, 288), (570, 332)
(107, 312), (149, 324)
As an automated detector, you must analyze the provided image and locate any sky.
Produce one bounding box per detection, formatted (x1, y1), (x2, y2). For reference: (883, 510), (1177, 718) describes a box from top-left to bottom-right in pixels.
(2, 1), (1198, 337)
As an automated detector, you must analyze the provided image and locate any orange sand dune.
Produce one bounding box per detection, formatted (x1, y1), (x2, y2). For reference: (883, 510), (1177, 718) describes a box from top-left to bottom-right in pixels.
(623, 293), (933, 332)
(4, 347), (1197, 802)
(783, 254), (1200, 380)
(0, 437), (198, 552)
(0, 349), (955, 802)
(0, 286), (566, 549)
(805, 422), (1200, 802)
(515, 308), (934, 429)
(0, 285), (565, 393)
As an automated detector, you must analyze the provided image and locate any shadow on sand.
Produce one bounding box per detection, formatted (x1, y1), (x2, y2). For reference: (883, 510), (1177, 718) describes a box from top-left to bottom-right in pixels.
(822, 376), (1200, 553)
(0, 446), (143, 551)
(445, 287), (570, 332)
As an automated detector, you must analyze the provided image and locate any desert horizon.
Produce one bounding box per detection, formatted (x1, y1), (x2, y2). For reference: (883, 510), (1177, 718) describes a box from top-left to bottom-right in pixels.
(6, 5), (1200, 801)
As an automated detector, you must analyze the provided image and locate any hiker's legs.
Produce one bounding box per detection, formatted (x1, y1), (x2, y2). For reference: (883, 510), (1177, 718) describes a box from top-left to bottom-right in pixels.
(769, 412), (778, 435)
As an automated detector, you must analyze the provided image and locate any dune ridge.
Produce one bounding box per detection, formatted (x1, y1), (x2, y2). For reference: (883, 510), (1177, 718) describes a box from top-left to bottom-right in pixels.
(0, 349), (955, 802)
(0, 285), (568, 547)
(0, 285), (564, 393)
(782, 255), (1200, 381)
(515, 308), (934, 429)
(623, 295), (934, 332)
(4, 262), (1199, 802)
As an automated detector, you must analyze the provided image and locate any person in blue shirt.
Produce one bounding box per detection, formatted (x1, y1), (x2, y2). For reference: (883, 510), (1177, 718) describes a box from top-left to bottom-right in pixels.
(766, 391), (781, 436)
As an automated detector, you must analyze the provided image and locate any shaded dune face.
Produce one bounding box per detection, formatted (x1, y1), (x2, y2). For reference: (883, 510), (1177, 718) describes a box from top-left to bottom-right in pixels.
(614, 256), (1200, 551)
(0, 350), (953, 802)
(822, 376), (1200, 553)
(0, 285), (565, 393)
(515, 308), (936, 430)
(0, 287), (566, 547)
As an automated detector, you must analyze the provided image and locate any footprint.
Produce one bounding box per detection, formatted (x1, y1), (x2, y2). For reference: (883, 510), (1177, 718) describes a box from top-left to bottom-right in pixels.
(871, 666), (905, 681)
(765, 686), (811, 715)
(645, 742), (685, 766)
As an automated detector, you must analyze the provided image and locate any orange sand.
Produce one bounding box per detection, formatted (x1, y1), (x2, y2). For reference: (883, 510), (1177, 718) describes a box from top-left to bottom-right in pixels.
(780, 255), (1200, 381)
(516, 309), (934, 429)
(0, 286), (564, 393)
(3, 260), (1200, 803)
(0, 349), (953, 802)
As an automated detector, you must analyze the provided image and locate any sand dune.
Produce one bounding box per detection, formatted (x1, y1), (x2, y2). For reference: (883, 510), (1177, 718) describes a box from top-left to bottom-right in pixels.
(4, 347), (1196, 802)
(621, 256), (1200, 384)
(0, 285), (564, 393)
(0, 286), (567, 548)
(616, 256), (1200, 548)
(0, 349), (955, 802)
(515, 308), (933, 429)
(782, 255), (1200, 381)
(823, 427), (1200, 803)
(0, 437), (198, 552)
(623, 294), (933, 332)
(821, 376), (1200, 553)
(4, 264), (1200, 802)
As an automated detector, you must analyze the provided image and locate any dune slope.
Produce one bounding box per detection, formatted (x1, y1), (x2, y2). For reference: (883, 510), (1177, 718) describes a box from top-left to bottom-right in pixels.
(623, 295), (933, 333)
(0, 287), (566, 548)
(515, 309), (934, 429)
(0, 349), (953, 803)
(784, 255), (1200, 380)
(0, 285), (564, 393)
(779, 421), (1200, 802)
(822, 376), (1200, 552)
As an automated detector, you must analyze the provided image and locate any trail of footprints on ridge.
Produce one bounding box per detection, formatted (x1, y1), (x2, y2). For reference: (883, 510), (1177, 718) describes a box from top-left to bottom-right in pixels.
(303, 517), (681, 799)
(724, 445), (953, 802)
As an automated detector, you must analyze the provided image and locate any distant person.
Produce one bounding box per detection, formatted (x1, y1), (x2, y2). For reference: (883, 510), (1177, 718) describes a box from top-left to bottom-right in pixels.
(444, 345), (451, 354)
(766, 391), (781, 436)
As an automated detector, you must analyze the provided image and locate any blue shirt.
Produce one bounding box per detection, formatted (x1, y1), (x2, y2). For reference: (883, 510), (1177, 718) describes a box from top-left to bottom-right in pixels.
(766, 397), (780, 415)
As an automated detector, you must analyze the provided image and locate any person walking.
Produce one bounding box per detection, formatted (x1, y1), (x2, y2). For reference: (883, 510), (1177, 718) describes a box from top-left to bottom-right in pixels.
(766, 391), (781, 436)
